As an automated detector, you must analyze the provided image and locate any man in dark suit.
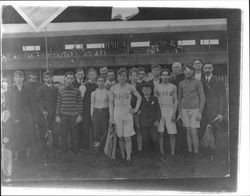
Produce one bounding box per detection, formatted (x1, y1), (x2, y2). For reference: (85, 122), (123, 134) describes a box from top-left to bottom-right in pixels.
(170, 62), (186, 156)
(148, 64), (161, 95)
(73, 68), (85, 88)
(201, 63), (227, 161)
(138, 82), (162, 161)
(79, 68), (98, 151)
(24, 72), (43, 125)
(36, 71), (58, 150)
(136, 67), (147, 96)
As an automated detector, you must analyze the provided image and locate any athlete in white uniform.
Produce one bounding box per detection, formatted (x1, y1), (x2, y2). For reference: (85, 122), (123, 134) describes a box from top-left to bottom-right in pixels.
(109, 68), (141, 166)
(155, 69), (178, 157)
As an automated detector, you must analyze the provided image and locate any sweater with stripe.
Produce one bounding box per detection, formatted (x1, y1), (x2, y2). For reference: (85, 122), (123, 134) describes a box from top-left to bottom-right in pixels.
(56, 85), (83, 116)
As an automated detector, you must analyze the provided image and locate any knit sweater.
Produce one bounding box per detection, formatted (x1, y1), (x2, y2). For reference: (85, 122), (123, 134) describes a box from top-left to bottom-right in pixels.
(56, 85), (83, 116)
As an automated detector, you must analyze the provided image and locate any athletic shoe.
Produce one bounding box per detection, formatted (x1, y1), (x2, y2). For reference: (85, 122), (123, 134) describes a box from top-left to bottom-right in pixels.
(126, 159), (132, 166)
(158, 154), (167, 163)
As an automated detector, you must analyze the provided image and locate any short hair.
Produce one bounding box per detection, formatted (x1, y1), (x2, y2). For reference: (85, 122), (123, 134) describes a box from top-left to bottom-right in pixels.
(14, 70), (24, 78)
(151, 64), (161, 70)
(75, 68), (84, 74)
(138, 67), (146, 73)
(107, 69), (115, 74)
(87, 68), (97, 75)
(141, 82), (153, 90)
(117, 68), (127, 76)
(203, 62), (213, 67)
(192, 59), (204, 65)
(43, 71), (52, 78)
(96, 75), (105, 81)
(160, 68), (171, 75)
(65, 71), (74, 77)
(183, 64), (195, 71)
(129, 68), (138, 76)
(172, 62), (182, 68)
(100, 66), (108, 71)
(30, 71), (38, 76)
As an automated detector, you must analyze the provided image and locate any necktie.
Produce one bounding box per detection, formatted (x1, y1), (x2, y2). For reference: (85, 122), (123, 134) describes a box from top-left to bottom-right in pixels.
(206, 78), (209, 83)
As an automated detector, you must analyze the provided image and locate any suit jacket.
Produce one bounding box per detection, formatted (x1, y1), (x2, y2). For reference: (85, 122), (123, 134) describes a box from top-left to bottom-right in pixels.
(5, 85), (37, 150)
(24, 81), (42, 122)
(170, 74), (185, 89)
(36, 83), (58, 118)
(147, 79), (161, 96)
(82, 81), (97, 118)
(72, 79), (84, 88)
(201, 75), (227, 122)
(138, 95), (161, 127)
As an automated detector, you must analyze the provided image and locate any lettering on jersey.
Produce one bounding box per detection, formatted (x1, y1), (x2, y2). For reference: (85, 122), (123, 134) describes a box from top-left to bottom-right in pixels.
(114, 92), (131, 100)
(158, 90), (174, 97)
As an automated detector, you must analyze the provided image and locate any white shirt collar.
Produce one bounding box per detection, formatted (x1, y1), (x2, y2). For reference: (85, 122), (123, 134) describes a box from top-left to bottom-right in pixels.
(206, 74), (213, 82)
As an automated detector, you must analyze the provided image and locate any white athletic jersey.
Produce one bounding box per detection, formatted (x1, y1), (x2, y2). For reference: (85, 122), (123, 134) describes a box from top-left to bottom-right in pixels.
(156, 83), (176, 108)
(111, 83), (135, 108)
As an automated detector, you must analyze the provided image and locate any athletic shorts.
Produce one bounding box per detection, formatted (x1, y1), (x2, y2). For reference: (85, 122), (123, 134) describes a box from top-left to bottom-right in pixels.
(114, 108), (135, 138)
(158, 107), (177, 134)
(181, 108), (200, 128)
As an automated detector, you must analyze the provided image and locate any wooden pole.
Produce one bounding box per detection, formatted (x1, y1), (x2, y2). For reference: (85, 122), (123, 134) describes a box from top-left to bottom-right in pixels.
(45, 26), (49, 71)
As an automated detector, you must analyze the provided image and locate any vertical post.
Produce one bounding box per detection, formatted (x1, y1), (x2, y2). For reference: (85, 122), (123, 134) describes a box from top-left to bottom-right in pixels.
(45, 26), (49, 71)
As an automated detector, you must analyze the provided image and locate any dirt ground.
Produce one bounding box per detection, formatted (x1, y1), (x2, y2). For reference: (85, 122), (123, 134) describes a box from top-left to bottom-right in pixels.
(3, 130), (229, 184)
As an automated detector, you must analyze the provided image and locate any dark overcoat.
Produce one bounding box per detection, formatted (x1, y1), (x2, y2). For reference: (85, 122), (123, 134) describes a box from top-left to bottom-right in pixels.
(201, 75), (227, 123)
(5, 85), (36, 150)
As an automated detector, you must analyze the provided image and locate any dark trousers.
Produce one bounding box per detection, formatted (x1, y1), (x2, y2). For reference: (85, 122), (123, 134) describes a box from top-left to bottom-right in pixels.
(92, 108), (109, 144)
(140, 126), (159, 152)
(61, 114), (79, 152)
(175, 119), (187, 155)
(81, 112), (93, 149)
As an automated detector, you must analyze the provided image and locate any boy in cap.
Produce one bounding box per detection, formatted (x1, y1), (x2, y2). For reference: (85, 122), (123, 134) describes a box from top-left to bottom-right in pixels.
(138, 82), (161, 156)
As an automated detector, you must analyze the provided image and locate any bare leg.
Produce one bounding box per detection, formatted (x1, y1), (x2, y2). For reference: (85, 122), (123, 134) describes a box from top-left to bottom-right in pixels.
(190, 128), (199, 153)
(124, 137), (132, 160)
(186, 128), (193, 152)
(118, 137), (125, 159)
(159, 132), (164, 154)
(169, 134), (176, 155)
(137, 134), (142, 151)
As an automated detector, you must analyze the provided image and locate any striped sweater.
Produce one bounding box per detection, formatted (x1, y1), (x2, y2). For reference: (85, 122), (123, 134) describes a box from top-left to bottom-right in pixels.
(56, 85), (83, 116)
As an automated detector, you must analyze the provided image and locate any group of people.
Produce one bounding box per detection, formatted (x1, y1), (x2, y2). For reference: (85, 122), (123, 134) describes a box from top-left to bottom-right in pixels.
(1, 59), (227, 171)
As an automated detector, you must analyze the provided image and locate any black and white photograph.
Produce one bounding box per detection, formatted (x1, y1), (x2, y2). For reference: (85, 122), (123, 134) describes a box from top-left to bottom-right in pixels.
(1, 1), (249, 195)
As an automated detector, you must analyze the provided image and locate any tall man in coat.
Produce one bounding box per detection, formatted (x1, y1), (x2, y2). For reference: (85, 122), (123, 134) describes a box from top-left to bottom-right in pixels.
(6, 71), (37, 160)
(36, 71), (58, 150)
(201, 63), (227, 161)
(73, 68), (85, 88)
(79, 68), (97, 151)
(170, 62), (186, 155)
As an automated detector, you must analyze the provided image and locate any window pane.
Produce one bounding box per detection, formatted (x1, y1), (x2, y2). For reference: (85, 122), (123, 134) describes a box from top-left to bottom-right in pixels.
(177, 40), (196, 46)
(200, 39), (209, 45)
(25, 46), (35, 51)
(65, 44), (74, 50)
(35, 45), (40, 51)
(76, 44), (83, 49)
(86, 43), (104, 49)
(131, 41), (150, 48)
(210, 39), (219, 45)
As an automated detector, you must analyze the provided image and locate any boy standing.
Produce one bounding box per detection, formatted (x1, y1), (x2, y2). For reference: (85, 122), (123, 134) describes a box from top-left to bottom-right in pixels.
(148, 64), (161, 94)
(109, 68), (141, 166)
(73, 68), (85, 88)
(55, 72), (83, 154)
(138, 83), (161, 154)
(91, 76), (110, 153)
(178, 64), (205, 160)
(36, 71), (58, 150)
(155, 69), (178, 161)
